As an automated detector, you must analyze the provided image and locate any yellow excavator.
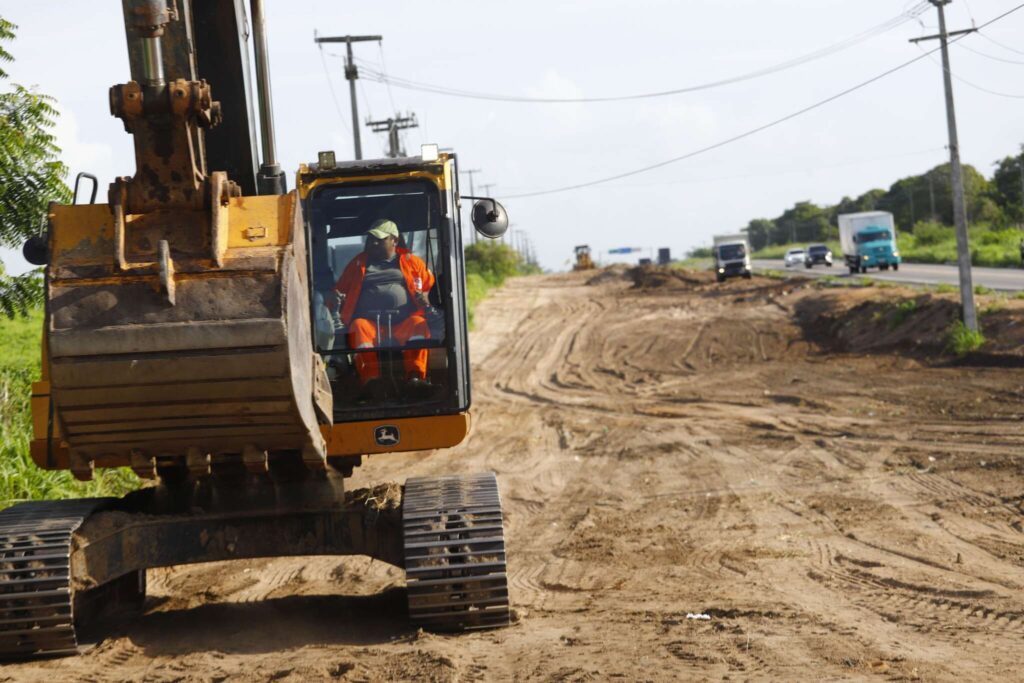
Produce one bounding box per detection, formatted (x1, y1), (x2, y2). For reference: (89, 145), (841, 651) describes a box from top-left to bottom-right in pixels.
(1, 0), (510, 658)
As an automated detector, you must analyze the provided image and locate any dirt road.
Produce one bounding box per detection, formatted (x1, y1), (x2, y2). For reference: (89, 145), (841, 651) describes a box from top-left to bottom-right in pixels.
(7, 269), (1024, 681)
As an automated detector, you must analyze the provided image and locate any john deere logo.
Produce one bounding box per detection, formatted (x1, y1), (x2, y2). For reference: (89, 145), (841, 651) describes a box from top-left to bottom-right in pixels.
(374, 425), (400, 446)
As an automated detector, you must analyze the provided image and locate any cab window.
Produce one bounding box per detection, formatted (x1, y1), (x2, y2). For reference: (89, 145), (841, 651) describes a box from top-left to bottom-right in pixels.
(307, 180), (450, 412)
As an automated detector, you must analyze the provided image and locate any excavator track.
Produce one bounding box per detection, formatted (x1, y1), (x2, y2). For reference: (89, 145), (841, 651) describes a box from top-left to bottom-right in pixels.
(0, 499), (111, 659)
(403, 472), (510, 631)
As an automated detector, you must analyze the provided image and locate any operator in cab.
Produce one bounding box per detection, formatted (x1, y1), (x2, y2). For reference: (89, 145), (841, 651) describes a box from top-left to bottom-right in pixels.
(332, 219), (436, 400)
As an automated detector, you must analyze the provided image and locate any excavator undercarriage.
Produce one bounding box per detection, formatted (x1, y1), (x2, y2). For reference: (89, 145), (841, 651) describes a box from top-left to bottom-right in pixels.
(0, 472), (509, 659)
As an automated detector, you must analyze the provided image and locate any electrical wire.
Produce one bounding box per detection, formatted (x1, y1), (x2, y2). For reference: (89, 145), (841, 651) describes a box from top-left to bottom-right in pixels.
(977, 29), (1024, 56)
(318, 44), (351, 134)
(916, 41), (1024, 99)
(502, 2), (1024, 200)
(957, 41), (1024, 65)
(586, 147), (947, 190)
(332, 4), (930, 104)
(377, 42), (399, 113)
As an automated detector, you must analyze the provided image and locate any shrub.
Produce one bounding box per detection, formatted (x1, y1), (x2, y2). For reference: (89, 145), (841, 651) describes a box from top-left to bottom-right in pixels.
(945, 320), (985, 356)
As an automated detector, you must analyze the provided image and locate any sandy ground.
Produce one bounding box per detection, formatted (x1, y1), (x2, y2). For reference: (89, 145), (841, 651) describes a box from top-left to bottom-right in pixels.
(6, 269), (1024, 682)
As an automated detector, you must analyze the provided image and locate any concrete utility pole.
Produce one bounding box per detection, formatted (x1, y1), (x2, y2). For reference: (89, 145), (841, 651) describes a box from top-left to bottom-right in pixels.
(366, 113), (418, 158)
(911, 0), (978, 331)
(460, 169), (482, 243)
(314, 33), (382, 160)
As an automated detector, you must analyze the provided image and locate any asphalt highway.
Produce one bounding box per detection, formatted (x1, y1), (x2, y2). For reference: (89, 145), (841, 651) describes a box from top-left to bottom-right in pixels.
(751, 259), (1024, 292)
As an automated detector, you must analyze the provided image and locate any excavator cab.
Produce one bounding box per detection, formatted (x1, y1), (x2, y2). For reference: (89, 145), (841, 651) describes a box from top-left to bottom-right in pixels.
(299, 151), (508, 464)
(303, 159), (468, 419)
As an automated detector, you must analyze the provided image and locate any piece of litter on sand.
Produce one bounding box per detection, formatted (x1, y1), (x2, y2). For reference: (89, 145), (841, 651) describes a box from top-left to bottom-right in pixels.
(686, 613), (711, 620)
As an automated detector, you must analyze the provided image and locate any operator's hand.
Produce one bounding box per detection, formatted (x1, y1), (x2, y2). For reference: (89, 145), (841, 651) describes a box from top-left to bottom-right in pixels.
(416, 291), (431, 308)
(331, 291), (346, 310)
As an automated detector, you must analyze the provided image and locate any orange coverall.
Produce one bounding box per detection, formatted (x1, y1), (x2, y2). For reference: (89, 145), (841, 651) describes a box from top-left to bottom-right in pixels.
(334, 249), (436, 384)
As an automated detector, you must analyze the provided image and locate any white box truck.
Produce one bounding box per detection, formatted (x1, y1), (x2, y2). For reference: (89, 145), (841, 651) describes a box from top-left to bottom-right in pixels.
(713, 234), (752, 283)
(837, 212), (901, 275)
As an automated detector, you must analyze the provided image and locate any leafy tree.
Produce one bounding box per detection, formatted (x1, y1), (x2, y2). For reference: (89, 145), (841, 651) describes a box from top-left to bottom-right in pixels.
(464, 241), (526, 284)
(773, 201), (831, 244)
(0, 17), (70, 316)
(743, 218), (774, 251)
(991, 146), (1024, 225)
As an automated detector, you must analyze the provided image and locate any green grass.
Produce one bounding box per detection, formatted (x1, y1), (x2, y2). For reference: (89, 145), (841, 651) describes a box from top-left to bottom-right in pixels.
(0, 309), (138, 509)
(890, 299), (918, 328)
(672, 257), (713, 270)
(974, 284), (994, 296)
(934, 283), (957, 294)
(945, 320), (986, 356)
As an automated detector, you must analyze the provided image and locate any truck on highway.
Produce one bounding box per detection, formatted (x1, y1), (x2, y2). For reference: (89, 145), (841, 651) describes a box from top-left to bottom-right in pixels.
(713, 234), (752, 283)
(838, 211), (901, 274)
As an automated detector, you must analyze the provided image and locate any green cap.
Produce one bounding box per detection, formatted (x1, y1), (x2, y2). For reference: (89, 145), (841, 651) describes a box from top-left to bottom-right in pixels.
(367, 219), (399, 240)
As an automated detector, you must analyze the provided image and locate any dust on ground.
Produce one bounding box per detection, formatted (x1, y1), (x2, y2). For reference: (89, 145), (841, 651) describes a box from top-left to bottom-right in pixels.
(7, 267), (1024, 682)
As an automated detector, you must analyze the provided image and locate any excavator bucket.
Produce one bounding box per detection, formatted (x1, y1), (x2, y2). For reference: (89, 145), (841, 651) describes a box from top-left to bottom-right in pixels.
(35, 186), (332, 479)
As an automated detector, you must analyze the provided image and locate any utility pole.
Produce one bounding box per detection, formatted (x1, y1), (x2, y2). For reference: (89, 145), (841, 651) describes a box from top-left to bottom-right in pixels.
(911, 0), (977, 332)
(460, 169), (482, 243)
(366, 113), (418, 158)
(314, 33), (381, 160)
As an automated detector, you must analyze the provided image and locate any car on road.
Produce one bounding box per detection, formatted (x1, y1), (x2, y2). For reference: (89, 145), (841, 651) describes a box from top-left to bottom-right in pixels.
(784, 248), (805, 268)
(804, 244), (833, 268)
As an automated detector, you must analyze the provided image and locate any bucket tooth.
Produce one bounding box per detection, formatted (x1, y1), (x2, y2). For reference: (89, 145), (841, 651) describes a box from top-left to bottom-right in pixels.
(242, 445), (269, 474)
(130, 449), (157, 479)
(186, 447), (210, 477)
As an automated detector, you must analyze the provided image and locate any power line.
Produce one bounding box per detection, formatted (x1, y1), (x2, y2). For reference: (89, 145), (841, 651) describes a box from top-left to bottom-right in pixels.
(917, 43), (1024, 98)
(377, 42), (399, 113)
(977, 29), (1024, 56)
(317, 44), (351, 135)
(564, 147), (947, 191)
(502, 2), (1024, 200)
(339, 5), (930, 104)
(956, 41), (1024, 65)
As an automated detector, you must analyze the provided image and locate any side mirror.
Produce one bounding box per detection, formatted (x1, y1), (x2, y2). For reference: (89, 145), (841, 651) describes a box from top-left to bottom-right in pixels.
(471, 199), (508, 239)
(23, 233), (48, 266)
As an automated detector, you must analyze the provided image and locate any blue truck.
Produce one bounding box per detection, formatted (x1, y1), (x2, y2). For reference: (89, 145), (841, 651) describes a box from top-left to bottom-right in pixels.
(838, 211), (902, 275)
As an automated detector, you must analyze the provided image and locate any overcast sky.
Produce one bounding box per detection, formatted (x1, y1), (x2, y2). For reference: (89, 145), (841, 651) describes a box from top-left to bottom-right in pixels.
(2, 0), (1023, 271)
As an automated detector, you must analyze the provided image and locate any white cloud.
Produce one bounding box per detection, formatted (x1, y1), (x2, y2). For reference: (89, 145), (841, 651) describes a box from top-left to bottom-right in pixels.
(52, 107), (118, 193)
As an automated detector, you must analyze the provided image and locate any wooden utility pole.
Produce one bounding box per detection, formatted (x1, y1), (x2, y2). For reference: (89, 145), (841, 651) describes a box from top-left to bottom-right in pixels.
(366, 113), (418, 158)
(314, 33), (382, 160)
(911, 0), (978, 331)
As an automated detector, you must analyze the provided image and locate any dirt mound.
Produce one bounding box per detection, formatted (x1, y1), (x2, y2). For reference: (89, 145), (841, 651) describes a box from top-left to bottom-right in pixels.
(627, 264), (710, 289)
(796, 291), (959, 354)
(584, 265), (630, 286)
(795, 286), (1024, 363)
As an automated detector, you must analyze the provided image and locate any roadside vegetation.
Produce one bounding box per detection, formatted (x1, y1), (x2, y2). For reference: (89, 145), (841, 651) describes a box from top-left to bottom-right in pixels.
(0, 309), (138, 508)
(465, 241), (540, 327)
(752, 224), (1024, 268)
(946, 320), (986, 356)
(712, 143), (1024, 268)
